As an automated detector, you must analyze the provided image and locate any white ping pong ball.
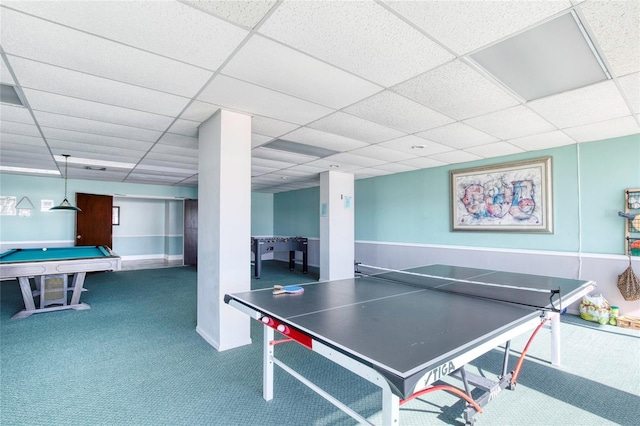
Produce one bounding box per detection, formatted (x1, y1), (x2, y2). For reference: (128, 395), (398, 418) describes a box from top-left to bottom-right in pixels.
(277, 324), (286, 333)
(42, 248), (47, 251)
(261, 317), (269, 324)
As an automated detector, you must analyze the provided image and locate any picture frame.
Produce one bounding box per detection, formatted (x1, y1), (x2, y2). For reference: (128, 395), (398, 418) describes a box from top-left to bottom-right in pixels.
(112, 206), (120, 226)
(450, 157), (553, 233)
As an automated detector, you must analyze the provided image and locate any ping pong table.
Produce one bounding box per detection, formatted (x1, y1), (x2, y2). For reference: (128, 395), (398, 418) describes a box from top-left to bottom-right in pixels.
(224, 264), (596, 425)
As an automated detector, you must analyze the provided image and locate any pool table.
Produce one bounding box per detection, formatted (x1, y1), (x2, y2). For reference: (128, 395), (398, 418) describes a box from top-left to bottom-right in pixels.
(0, 246), (121, 319)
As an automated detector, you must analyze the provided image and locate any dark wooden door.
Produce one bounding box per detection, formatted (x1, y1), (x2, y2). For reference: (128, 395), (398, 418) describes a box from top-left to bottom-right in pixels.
(184, 199), (197, 265)
(75, 193), (113, 247)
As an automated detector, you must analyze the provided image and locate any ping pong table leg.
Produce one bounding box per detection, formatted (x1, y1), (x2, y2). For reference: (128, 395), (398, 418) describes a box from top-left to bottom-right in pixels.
(263, 326), (274, 401)
(550, 312), (561, 366)
(381, 386), (400, 425)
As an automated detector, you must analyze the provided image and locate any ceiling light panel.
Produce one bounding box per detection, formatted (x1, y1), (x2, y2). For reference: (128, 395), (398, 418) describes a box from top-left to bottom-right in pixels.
(579, 1), (640, 77)
(41, 128), (154, 151)
(527, 80), (630, 128)
(463, 106), (556, 140)
(282, 127), (368, 152)
(222, 35), (381, 109)
(429, 150), (482, 164)
(0, 9), (213, 97)
(344, 90), (454, 133)
(23, 89), (174, 131)
(252, 146), (317, 164)
(470, 12), (609, 101)
(34, 111), (163, 142)
(9, 57), (191, 117)
(386, 1), (571, 55)
(6, 1), (248, 71)
(507, 130), (576, 151)
(464, 141), (524, 158)
(180, 0), (277, 29)
(394, 60), (519, 120)
(308, 112), (405, 144)
(417, 122), (498, 149)
(198, 75), (333, 125)
(378, 134), (453, 156)
(258, 1), (454, 86)
(251, 157), (297, 170)
(0, 83), (23, 106)
(562, 116), (640, 143)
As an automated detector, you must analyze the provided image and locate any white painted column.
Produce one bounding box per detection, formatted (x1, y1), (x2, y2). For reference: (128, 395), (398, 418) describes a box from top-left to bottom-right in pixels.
(319, 171), (354, 281)
(196, 109), (252, 351)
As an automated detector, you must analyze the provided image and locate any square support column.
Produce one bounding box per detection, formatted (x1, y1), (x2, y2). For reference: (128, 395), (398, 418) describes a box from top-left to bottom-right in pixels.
(197, 109), (251, 351)
(319, 171), (354, 282)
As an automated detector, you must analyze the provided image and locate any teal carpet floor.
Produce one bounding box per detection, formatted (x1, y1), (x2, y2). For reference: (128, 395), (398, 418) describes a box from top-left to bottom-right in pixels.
(1, 261), (639, 425)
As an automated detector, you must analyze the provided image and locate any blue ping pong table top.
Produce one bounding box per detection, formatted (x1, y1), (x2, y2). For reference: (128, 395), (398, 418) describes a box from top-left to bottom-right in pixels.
(226, 264), (594, 398)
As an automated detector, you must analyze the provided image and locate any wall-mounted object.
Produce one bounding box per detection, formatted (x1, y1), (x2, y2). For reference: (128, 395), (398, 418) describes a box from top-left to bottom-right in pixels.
(16, 196), (34, 217)
(624, 188), (640, 256)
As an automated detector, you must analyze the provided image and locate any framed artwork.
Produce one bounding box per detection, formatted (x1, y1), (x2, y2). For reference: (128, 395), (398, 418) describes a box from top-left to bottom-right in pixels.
(450, 157), (553, 233)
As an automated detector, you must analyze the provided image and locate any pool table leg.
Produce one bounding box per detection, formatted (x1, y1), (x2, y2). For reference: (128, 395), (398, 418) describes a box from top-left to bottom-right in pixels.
(17, 277), (36, 312)
(69, 272), (87, 305)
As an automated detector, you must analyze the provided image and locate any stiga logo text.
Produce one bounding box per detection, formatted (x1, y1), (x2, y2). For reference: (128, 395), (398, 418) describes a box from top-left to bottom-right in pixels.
(422, 361), (455, 386)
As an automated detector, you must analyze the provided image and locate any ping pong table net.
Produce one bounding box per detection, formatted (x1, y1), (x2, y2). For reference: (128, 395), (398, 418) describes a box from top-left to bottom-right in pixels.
(354, 263), (563, 313)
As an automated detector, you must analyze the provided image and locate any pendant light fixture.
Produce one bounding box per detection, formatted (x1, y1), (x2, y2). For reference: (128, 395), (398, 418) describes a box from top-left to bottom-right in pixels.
(50, 154), (81, 211)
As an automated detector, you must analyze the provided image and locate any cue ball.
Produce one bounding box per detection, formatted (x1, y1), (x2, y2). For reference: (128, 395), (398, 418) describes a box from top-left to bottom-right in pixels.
(42, 248), (47, 251)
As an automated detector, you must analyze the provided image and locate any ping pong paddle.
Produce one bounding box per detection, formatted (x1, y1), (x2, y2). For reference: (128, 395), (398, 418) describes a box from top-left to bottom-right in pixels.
(273, 285), (304, 295)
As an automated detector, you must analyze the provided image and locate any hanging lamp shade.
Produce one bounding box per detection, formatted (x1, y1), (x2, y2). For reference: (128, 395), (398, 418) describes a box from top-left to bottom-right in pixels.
(50, 154), (81, 211)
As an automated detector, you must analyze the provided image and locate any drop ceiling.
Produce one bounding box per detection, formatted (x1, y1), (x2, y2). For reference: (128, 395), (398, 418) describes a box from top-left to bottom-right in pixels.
(0, 1), (638, 193)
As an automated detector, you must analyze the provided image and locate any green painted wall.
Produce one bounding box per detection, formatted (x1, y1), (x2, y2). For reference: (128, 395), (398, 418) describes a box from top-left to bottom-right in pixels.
(273, 134), (639, 255)
(251, 192), (274, 236)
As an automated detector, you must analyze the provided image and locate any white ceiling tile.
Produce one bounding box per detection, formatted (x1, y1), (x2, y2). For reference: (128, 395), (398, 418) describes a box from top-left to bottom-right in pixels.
(198, 75), (333, 125)
(276, 168), (317, 178)
(579, 1), (640, 76)
(562, 116), (640, 143)
(252, 165), (278, 176)
(527, 80), (631, 128)
(180, 0), (276, 29)
(0, 141), (49, 155)
(282, 127), (368, 152)
(302, 159), (360, 172)
(41, 127), (154, 151)
(0, 133), (45, 147)
(348, 145), (417, 162)
(258, 1), (454, 86)
(157, 133), (199, 149)
(373, 162), (418, 173)
(180, 101), (221, 122)
(322, 153), (386, 168)
(252, 157), (297, 169)
(125, 173), (185, 185)
(252, 147), (317, 164)
(508, 130), (576, 151)
(47, 139), (147, 158)
(396, 157), (446, 169)
(386, 1), (571, 54)
(417, 123), (498, 149)
(351, 167), (394, 177)
(251, 116), (299, 138)
(464, 141), (525, 158)
(618, 72), (640, 114)
(343, 90), (454, 133)
(464, 106), (556, 140)
(378, 134), (453, 156)
(287, 164), (328, 174)
(149, 144), (198, 159)
(308, 112), (405, 144)
(168, 119), (200, 138)
(67, 169), (129, 181)
(53, 150), (142, 166)
(0, 121), (41, 137)
(222, 35), (381, 109)
(24, 89), (174, 131)
(6, 1), (248, 71)
(251, 133), (272, 148)
(1, 55), (15, 85)
(9, 56), (191, 117)
(1, 104), (33, 124)
(138, 156), (197, 169)
(429, 150), (483, 164)
(394, 60), (520, 120)
(0, 8), (213, 96)
(34, 111), (162, 142)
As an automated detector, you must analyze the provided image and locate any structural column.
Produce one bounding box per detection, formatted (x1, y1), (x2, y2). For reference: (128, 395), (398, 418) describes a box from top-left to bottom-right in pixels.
(319, 171), (355, 281)
(197, 109), (251, 351)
